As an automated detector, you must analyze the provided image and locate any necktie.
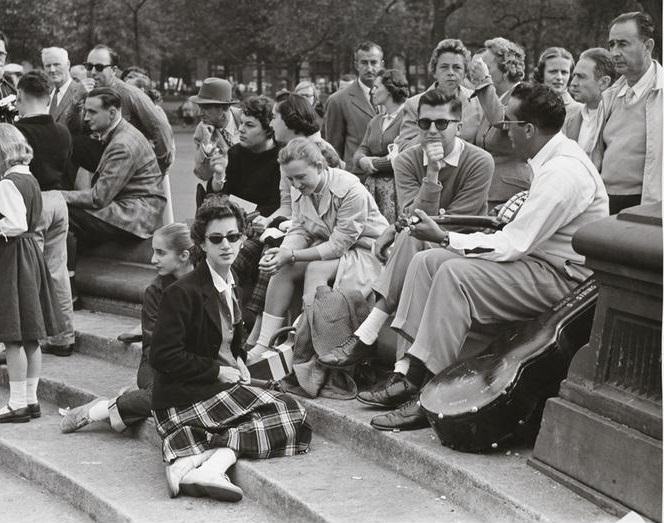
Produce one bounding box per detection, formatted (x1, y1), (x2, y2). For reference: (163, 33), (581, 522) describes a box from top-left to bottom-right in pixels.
(49, 87), (60, 115)
(369, 88), (377, 113)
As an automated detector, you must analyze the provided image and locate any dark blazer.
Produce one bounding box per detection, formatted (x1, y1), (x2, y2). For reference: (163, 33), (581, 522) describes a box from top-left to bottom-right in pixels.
(49, 80), (87, 135)
(323, 80), (377, 173)
(150, 262), (245, 409)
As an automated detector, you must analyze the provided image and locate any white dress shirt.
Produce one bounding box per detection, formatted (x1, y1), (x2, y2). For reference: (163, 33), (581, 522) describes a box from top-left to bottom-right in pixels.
(617, 62), (656, 101)
(49, 78), (72, 108)
(206, 259), (235, 322)
(577, 105), (601, 156)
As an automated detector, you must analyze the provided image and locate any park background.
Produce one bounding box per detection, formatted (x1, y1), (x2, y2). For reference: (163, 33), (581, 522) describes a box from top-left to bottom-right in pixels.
(2, 0), (661, 218)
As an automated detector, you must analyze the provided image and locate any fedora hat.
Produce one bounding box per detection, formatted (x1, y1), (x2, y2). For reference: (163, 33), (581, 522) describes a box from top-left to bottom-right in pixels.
(190, 78), (239, 105)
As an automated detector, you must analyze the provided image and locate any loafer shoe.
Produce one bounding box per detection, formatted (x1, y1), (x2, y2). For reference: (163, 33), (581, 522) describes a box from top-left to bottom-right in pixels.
(180, 470), (243, 502)
(165, 452), (213, 498)
(318, 335), (373, 368)
(0, 405), (31, 423)
(60, 397), (107, 433)
(370, 398), (429, 431)
(356, 372), (419, 409)
(28, 403), (41, 419)
(117, 332), (142, 343)
(41, 343), (74, 357)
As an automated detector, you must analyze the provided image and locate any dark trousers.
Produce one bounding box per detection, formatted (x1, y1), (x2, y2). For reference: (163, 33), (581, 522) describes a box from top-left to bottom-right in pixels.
(608, 194), (641, 215)
(67, 206), (140, 271)
(108, 360), (153, 431)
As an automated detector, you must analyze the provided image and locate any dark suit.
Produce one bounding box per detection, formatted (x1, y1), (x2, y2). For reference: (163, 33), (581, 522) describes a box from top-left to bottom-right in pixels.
(49, 79), (87, 135)
(323, 80), (377, 173)
(150, 263), (245, 409)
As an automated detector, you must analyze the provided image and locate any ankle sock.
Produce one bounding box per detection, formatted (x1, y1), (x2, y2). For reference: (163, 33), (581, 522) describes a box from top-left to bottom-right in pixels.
(88, 399), (110, 421)
(8, 380), (27, 410)
(405, 356), (431, 388)
(255, 312), (285, 348)
(26, 377), (39, 404)
(354, 308), (390, 345)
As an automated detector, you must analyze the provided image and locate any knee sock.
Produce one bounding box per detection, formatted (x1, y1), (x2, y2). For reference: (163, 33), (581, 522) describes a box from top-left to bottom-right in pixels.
(254, 313), (285, 349)
(354, 308), (390, 345)
(26, 377), (39, 405)
(8, 381), (27, 410)
(88, 399), (110, 421)
(405, 356), (432, 388)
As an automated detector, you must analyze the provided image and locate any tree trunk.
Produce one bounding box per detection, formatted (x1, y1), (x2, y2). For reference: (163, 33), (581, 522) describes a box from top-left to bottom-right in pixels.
(430, 0), (467, 46)
(256, 56), (263, 95)
(133, 10), (140, 63)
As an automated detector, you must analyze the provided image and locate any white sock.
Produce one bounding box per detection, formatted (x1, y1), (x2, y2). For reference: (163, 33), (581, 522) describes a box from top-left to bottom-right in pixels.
(393, 357), (410, 376)
(8, 380), (27, 410)
(355, 308), (390, 345)
(88, 399), (110, 421)
(26, 377), (39, 404)
(255, 312), (285, 348)
(197, 448), (237, 475)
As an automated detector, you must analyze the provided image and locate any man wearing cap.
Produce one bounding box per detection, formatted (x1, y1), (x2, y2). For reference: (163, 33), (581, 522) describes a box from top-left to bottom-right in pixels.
(191, 77), (243, 183)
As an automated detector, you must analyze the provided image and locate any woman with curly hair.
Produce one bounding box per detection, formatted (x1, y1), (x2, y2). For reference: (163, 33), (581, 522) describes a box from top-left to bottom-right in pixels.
(353, 69), (409, 222)
(533, 46), (582, 114)
(150, 199), (311, 501)
(468, 37), (532, 208)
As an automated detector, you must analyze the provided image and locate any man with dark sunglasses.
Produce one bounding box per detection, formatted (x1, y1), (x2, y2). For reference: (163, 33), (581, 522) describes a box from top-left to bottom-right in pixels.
(320, 89), (493, 383)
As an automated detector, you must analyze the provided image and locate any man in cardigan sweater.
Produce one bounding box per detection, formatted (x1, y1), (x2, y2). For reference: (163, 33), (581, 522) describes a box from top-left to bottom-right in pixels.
(592, 11), (662, 214)
(15, 70), (76, 357)
(319, 90), (493, 373)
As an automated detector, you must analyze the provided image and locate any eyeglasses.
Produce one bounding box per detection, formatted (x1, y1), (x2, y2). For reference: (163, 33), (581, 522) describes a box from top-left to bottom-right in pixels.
(83, 62), (113, 72)
(206, 232), (242, 244)
(417, 118), (460, 131)
(494, 119), (529, 131)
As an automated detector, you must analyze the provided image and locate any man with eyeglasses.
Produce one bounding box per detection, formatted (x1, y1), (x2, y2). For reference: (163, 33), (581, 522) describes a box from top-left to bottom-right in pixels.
(79, 44), (174, 176)
(320, 89), (493, 379)
(333, 82), (608, 431)
(60, 88), (166, 286)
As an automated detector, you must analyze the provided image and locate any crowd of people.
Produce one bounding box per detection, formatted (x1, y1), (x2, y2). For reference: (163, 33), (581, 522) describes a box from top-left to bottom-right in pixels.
(0, 9), (661, 503)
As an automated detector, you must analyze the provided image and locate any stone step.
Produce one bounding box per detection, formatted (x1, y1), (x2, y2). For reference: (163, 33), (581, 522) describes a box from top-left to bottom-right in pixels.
(0, 354), (475, 523)
(0, 389), (280, 523)
(67, 310), (615, 523)
(0, 466), (93, 522)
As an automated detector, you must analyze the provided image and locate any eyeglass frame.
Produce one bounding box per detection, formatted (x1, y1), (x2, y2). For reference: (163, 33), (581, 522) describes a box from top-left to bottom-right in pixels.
(205, 232), (243, 244)
(83, 62), (114, 73)
(493, 118), (529, 131)
(416, 118), (460, 131)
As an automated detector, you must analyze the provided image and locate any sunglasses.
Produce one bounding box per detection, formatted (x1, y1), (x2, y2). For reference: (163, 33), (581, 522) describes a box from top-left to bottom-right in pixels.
(417, 118), (460, 131)
(83, 62), (113, 72)
(493, 119), (529, 131)
(206, 232), (242, 244)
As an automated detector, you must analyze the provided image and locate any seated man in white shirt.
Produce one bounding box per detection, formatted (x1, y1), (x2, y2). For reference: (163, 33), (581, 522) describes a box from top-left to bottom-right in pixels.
(564, 48), (617, 156)
(352, 82), (608, 431)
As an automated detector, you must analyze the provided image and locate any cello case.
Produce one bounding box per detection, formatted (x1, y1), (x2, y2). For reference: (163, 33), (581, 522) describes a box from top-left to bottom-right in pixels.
(419, 277), (598, 452)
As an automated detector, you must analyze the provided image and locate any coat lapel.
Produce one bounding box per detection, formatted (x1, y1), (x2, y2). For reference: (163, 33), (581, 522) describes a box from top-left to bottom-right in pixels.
(54, 84), (73, 121)
(199, 264), (222, 335)
(349, 81), (376, 118)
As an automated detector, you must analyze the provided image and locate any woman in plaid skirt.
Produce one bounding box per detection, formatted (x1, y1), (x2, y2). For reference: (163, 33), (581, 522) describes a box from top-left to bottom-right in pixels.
(150, 199), (311, 502)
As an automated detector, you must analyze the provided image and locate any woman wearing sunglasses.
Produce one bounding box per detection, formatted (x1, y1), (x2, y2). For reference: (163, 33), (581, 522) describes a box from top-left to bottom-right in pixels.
(148, 197), (311, 502)
(247, 138), (388, 362)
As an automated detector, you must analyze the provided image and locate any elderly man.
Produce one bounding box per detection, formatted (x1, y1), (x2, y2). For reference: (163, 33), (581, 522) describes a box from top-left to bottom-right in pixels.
(354, 83), (608, 431)
(324, 41), (383, 173)
(42, 47), (87, 134)
(565, 48), (617, 156)
(61, 88), (165, 271)
(395, 39), (483, 153)
(190, 77), (242, 184)
(593, 11), (662, 214)
(15, 70), (75, 357)
(81, 44), (174, 175)
(320, 89), (494, 370)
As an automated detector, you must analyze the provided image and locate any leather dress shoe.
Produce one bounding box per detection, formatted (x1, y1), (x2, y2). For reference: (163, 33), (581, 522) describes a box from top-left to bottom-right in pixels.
(0, 405), (31, 423)
(41, 343), (74, 357)
(356, 372), (419, 409)
(370, 398), (429, 431)
(318, 335), (372, 368)
(117, 332), (143, 343)
(28, 403), (41, 419)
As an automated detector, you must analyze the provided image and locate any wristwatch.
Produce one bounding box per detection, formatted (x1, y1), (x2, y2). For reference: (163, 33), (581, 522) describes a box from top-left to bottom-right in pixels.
(439, 231), (450, 248)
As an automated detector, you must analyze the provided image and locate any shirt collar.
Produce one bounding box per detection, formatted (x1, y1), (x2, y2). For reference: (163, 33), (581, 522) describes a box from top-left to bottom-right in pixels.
(99, 116), (122, 143)
(528, 132), (566, 170)
(580, 104), (599, 121)
(206, 259), (235, 293)
(52, 77), (72, 98)
(618, 62), (656, 99)
(384, 104), (404, 119)
(3, 164), (31, 177)
(358, 79), (372, 103)
(422, 137), (464, 168)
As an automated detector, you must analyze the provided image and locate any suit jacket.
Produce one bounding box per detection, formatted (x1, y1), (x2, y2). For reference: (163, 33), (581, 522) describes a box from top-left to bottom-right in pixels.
(65, 118), (165, 238)
(109, 77), (175, 174)
(49, 80), (87, 135)
(395, 83), (482, 152)
(353, 111), (403, 175)
(150, 262), (245, 409)
(323, 80), (377, 173)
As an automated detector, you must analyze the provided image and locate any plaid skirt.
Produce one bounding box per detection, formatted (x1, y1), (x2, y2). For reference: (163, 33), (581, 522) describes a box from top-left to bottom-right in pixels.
(152, 385), (312, 463)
